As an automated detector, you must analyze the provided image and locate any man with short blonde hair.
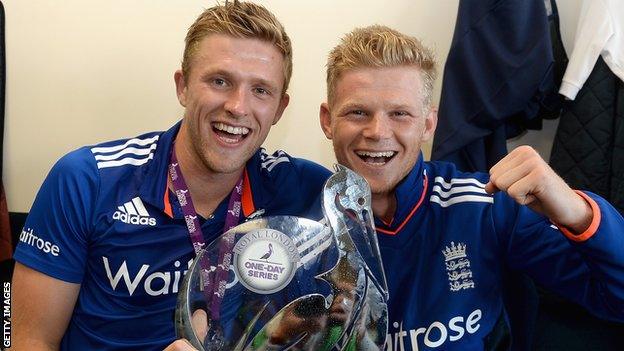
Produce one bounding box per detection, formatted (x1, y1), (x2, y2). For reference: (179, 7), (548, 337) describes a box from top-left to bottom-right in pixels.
(321, 25), (624, 350)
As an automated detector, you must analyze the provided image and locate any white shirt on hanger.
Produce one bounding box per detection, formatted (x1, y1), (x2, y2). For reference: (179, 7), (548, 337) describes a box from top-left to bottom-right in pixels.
(559, 0), (624, 100)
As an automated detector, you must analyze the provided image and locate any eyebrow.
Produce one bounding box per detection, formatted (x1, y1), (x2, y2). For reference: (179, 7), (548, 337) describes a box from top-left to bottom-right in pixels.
(337, 102), (367, 112)
(388, 104), (416, 111)
(201, 69), (280, 94)
(199, 68), (229, 79)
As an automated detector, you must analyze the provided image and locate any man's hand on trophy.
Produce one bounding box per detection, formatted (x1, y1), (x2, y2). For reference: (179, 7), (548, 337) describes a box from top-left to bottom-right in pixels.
(163, 310), (208, 350)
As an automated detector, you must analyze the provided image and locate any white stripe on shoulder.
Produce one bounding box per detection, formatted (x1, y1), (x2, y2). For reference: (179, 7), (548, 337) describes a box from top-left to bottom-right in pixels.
(433, 176), (487, 189)
(93, 144), (158, 161)
(96, 154), (155, 169)
(432, 184), (488, 198)
(90, 135), (159, 154)
(430, 194), (494, 207)
(260, 149), (285, 161)
(262, 156), (290, 172)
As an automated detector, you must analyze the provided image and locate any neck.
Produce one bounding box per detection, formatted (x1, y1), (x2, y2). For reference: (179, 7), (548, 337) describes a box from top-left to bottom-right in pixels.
(172, 135), (243, 218)
(372, 191), (397, 224)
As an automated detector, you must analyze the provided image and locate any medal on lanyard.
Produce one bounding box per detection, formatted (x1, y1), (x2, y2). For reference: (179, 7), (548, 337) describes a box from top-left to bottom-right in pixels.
(168, 147), (242, 339)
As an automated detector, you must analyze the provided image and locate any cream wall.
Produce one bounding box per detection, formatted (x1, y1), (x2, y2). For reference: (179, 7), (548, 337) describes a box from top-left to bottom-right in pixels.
(3, 0), (581, 212)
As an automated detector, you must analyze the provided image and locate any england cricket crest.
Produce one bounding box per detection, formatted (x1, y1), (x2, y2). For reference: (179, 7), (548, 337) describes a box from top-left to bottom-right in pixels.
(443, 242), (475, 292)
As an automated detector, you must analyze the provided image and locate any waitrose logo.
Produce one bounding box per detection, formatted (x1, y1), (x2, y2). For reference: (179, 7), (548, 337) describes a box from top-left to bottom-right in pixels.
(19, 228), (60, 257)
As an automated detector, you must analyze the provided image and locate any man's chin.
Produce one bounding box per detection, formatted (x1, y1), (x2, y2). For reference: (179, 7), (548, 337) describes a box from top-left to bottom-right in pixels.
(203, 158), (247, 175)
(370, 178), (401, 196)
(202, 149), (255, 173)
(216, 164), (247, 175)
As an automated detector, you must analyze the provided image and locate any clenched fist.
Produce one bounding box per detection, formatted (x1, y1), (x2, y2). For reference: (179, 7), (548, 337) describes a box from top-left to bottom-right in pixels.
(485, 145), (593, 234)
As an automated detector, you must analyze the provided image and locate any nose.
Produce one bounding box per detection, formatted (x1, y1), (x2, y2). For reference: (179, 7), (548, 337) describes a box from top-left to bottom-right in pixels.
(362, 114), (390, 140)
(224, 86), (250, 118)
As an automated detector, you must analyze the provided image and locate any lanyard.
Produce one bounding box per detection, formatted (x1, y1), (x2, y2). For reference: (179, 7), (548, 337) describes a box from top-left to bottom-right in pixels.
(169, 147), (243, 321)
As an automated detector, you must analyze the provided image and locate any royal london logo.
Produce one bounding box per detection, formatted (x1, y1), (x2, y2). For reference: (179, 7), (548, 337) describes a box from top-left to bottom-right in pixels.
(442, 241), (475, 292)
(112, 197), (156, 226)
(233, 228), (300, 294)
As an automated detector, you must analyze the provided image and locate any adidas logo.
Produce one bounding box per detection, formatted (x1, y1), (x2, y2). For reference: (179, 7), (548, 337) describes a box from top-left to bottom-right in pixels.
(113, 197), (156, 226)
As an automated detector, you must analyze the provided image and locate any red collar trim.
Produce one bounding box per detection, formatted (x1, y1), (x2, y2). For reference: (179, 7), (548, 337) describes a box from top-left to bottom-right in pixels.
(162, 168), (255, 219)
(241, 168), (255, 217)
(376, 173), (428, 236)
(163, 186), (173, 218)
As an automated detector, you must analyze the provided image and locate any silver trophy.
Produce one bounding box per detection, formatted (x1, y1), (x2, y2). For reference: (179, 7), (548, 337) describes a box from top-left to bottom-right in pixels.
(175, 165), (388, 350)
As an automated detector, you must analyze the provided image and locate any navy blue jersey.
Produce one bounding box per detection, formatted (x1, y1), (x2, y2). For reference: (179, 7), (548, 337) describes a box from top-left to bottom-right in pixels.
(13, 122), (331, 350)
(377, 154), (624, 351)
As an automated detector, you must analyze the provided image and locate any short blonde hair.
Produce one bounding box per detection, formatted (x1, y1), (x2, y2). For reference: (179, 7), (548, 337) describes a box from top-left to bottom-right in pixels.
(326, 25), (437, 108)
(182, 1), (292, 94)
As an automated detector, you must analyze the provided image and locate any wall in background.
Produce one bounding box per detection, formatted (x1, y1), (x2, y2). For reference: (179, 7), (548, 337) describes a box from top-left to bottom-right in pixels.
(3, 0), (582, 212)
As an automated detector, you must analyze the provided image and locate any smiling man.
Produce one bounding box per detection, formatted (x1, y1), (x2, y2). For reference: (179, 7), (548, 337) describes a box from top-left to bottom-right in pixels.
(10, 2), (330, 350)
(320, 25), (624, 350)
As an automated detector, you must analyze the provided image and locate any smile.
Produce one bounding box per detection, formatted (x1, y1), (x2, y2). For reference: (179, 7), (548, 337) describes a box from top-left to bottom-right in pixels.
(212, 122), (250, 144)
(355, 150), (397, 165)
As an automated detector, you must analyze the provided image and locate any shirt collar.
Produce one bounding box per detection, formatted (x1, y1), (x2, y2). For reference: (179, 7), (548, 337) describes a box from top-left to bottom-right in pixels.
(375, 152), (427, 234)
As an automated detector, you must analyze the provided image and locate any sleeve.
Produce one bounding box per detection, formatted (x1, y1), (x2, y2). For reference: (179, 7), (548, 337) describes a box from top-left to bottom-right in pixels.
(13, 147), (99, 283)
(559, 0), (614, 100)
(495, 191), (624, 322)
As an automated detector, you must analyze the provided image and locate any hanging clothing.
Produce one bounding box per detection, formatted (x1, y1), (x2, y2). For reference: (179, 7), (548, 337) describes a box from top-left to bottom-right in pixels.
(550, 57), (624, 214)
(0, 185), (10, 262)
(432, 0), (555, 172)
(559, 0), (624, 100)
(0, 1), (11, 262)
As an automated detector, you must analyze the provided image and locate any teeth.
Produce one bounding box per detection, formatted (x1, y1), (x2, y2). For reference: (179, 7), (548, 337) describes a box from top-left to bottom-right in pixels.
(356, 151), (395, 158)
(214, 122), (250, 135)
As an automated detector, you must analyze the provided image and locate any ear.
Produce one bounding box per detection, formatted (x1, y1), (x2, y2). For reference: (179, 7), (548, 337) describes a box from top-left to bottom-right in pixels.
(421, 106), (438, 142)
(272, 93), (290, 125)
(174, 70), (188, 107)
(319, 102), (333, 140)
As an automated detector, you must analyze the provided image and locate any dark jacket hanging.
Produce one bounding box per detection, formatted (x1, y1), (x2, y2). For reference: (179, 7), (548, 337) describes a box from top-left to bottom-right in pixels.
(550, 58), (624, 214)
(431, 0), (554, 172)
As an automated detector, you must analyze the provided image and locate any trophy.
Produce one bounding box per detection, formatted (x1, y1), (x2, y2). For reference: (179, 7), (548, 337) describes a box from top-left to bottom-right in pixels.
(175, 165), (389, 350)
